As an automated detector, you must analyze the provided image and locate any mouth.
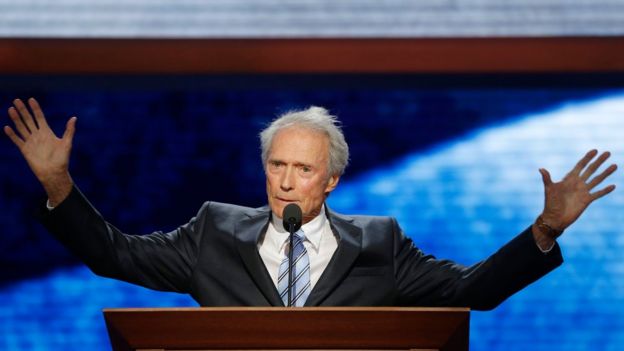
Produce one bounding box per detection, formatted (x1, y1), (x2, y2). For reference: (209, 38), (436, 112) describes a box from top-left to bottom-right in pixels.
(276, 197), (297, 203)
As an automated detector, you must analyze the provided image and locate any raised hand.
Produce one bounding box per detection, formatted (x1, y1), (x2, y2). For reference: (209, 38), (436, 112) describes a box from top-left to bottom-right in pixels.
(536, 150), (617, 243)
(4, 98), (77, 206)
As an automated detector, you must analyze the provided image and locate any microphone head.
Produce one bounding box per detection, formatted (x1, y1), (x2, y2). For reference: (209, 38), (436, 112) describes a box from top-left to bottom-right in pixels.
(282, 203), (303, 233)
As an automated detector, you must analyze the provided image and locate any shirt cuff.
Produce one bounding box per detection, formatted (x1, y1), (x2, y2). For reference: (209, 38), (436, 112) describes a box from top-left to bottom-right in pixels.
(536, 240), (556, 254)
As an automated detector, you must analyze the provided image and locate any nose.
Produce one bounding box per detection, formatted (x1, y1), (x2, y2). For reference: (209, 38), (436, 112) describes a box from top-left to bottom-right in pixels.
(280, 165), (295, 191)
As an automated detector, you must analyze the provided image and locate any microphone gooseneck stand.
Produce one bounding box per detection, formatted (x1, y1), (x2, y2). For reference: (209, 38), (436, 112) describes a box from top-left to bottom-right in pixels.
(287, 222), (295, 307)
(282, 203), (303, 307)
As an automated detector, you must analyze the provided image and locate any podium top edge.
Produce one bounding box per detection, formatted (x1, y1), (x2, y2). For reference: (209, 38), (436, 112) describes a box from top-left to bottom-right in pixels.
(102, 306), (470, 313)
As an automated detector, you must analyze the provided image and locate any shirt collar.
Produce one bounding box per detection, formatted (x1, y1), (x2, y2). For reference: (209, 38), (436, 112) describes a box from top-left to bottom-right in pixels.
(270, 204), (326, 252)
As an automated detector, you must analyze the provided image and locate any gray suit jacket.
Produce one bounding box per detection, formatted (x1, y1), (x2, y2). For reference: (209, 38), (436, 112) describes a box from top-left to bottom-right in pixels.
(40, 186), (563, 310)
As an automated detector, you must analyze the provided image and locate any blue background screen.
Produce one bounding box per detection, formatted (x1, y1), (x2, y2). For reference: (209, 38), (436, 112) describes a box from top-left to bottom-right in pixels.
(1, 74), (622, 350)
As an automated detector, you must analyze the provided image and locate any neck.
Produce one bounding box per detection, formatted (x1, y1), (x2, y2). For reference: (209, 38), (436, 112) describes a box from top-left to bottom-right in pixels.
(273, 204), (325, 227)
(303, 207), (323, 224)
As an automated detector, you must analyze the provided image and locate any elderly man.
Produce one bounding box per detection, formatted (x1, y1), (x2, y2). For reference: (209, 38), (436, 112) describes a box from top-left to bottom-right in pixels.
(4, 98), (618, 309)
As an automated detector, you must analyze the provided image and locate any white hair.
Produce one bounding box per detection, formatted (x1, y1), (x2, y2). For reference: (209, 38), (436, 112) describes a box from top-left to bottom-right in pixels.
(259, 106), (349, 177)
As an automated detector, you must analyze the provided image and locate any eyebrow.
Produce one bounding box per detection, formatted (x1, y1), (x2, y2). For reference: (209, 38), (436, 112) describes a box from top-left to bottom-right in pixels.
(268, 158), (314, 169)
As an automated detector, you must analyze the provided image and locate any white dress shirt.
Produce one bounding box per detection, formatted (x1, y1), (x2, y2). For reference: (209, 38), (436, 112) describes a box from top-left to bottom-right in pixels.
(258, 205), (339, 290)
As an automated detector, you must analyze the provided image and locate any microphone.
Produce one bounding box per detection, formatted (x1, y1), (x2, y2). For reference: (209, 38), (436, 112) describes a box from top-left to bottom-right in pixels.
(282, 203), (302, 233)
(282, 203), (302, 307)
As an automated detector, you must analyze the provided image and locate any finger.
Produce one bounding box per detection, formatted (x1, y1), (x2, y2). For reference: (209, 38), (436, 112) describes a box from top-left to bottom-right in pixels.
(3, 125), (25, 149)
(13, 98), (37, 133)
(27, 97), (49, 130)
(570, 149), (598, 176)
(62, 116), (77, 144)
(580, 151), (610, 181)
(588, 164), (618, 190)
(8, 106), (31, 139)
(590, 184), (616, 201)
(539, 168), (553, 186)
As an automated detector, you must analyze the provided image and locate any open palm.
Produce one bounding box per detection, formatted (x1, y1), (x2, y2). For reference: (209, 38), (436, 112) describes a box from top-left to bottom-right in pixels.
(4, 98), (76, 204)
(540, 150), (617, 232)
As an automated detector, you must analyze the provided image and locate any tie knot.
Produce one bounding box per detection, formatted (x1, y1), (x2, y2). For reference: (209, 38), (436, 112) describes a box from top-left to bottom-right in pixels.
(282, 229), (306, 257)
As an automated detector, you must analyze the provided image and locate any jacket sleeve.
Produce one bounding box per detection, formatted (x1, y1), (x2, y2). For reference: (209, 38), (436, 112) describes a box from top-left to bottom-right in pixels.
(38, 186), (204, 293)
(393, 218), (563, 310)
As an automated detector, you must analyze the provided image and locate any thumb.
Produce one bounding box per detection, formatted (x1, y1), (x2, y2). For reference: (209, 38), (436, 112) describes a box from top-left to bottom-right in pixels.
(62, 117), (77, 143)
(539, 168), (553, 187)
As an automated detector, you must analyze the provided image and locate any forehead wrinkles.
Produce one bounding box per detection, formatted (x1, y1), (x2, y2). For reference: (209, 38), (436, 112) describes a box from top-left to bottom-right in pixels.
(269, 127), (329, 167)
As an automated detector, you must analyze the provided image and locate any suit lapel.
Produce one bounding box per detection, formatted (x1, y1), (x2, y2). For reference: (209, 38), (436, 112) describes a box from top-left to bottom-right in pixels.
(305, 209), (362, 306)
(234, 208), (284, 306)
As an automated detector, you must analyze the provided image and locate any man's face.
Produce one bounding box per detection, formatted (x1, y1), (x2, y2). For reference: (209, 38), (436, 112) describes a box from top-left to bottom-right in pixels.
(266, 127), (340, 223)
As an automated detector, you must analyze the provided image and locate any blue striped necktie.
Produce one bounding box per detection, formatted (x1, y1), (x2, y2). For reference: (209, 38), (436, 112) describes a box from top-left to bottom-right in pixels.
(278, 229), (311, 307)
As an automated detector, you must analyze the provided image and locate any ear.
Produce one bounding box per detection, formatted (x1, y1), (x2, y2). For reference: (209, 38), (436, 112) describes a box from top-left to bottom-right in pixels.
(324, 174), (340, 194)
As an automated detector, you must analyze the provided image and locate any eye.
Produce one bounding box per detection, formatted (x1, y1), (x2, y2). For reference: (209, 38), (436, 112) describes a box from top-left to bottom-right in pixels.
(298, 165), (314, 176)
(268, 161), (283, 170)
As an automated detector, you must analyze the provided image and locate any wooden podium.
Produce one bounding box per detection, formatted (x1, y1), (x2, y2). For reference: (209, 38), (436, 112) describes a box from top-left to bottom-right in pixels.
(104, 307), (469, 351)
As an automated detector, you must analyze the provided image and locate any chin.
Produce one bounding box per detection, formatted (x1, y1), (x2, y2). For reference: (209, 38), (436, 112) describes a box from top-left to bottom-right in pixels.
(269, 203), (285, 218)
